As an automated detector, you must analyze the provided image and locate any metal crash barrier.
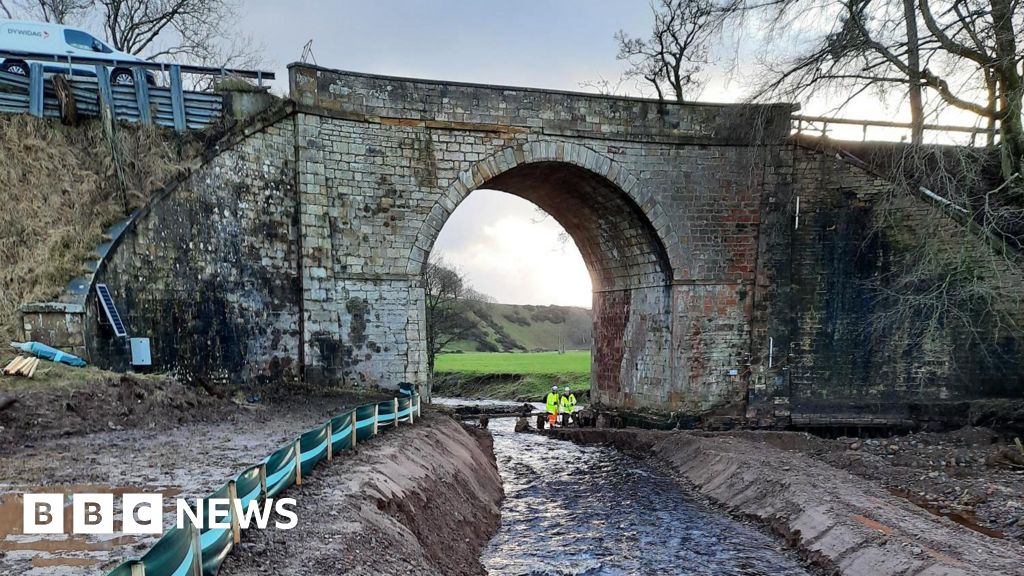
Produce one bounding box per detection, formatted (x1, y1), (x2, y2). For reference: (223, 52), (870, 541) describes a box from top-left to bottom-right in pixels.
(104, 384), (423, 576)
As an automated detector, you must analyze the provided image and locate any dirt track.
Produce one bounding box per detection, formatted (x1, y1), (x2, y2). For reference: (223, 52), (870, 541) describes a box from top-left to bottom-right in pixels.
(553, 427), (1024, 576)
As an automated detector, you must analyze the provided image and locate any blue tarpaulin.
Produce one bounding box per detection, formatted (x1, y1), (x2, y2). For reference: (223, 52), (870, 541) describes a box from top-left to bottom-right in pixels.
(10, 341), (87, 367)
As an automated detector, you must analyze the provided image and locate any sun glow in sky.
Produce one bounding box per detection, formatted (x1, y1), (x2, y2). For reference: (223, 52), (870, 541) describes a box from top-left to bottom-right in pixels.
(432, 191), (593, 308)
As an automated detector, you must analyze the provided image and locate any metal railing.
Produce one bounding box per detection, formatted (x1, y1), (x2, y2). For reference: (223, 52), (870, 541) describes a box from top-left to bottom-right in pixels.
(792, 113), (997, 145)
(0, 49), (275, 132)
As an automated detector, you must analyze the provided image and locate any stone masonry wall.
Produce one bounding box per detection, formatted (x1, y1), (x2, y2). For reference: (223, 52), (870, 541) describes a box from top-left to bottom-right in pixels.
(88, 119), (302, 385)
(289, 65), (792, 410)
(770, 143), (1024, 419)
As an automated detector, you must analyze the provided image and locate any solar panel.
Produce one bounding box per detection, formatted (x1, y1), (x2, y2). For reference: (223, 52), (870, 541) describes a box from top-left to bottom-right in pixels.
(95, 283), (128, 338)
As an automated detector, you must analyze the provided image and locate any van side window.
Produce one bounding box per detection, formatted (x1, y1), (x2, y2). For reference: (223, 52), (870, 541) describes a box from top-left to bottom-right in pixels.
(64, 29), (112, 53)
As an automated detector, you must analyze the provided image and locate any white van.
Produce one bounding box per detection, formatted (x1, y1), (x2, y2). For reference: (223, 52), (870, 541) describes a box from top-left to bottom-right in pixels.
(0, 20), (149, 85)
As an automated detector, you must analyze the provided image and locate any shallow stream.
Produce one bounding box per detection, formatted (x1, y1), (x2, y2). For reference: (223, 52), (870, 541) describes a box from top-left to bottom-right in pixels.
(439, 398), (812, 576)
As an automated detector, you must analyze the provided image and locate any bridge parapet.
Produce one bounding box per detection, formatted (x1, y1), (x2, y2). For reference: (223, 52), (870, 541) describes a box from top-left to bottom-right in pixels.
(288, 63), (793, 146)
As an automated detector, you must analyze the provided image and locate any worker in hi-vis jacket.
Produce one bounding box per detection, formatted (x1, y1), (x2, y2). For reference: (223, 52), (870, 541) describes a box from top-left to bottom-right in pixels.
(545, 385), (561, 428)
(560, 386), (577, 426)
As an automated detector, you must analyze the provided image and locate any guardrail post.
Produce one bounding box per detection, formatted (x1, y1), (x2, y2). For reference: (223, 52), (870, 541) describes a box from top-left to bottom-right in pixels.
(326, 421), (333, 462)
(130, 562), (146, 576)
(258, 463), (268, 501)
(169, 64), (186, 132)
(372, 404), (379, 436)
(190, 520), (203, 576)
(293, 439), (302, 486)
(409, 400), (415, 425)
(351, 413), (357, 448)
(227, 480), (241, 544)
(416, 394), (422, 418)
(394, 398), (399, 427)
(132, 67), (152, 126)
(28, 63), (43, 117)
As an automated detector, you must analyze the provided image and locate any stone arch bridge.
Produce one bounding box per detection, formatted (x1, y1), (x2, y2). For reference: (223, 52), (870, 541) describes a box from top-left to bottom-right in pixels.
(22, 64), (1023, 425)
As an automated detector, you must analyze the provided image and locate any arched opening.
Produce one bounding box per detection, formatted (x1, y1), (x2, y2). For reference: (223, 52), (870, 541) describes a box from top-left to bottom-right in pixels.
(420, 151), (674, 408)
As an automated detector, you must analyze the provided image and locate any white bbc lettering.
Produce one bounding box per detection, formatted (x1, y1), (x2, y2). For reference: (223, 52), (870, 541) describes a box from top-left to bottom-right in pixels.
(22, 494), (64, 535)
(72, 494), (114, 534)
(123, 493), (163, 535)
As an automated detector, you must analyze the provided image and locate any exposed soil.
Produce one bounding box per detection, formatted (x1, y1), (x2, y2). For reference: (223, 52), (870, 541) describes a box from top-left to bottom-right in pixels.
(0, 366), (232, 452)
(552, 427), (1024, 576)
(217, 415), (503, 576)
(728, 428), (1024, 543)
(0, 379), (391, 575)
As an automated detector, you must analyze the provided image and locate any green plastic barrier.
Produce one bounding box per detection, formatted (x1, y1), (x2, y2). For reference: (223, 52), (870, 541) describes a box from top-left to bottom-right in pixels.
(234, 464), (263, 513)
(355, 403), (377, 442)
(105, 390), (426, 576)
(264, 442), (297, 498)
(299, 423), (329, 477)
(377, 399), (396, 428)
(397, 397), (413, 423)
(330, 411), (354, 453)
(140, 523), (200, 576)
(199, 482), (234, 576)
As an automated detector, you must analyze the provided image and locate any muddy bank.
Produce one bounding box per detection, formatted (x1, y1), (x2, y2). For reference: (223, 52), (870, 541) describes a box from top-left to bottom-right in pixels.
(218, 415), (503, 576)
(0, 389), (388, 574)
(552, 428), (1024, 576)
(727, 428), (1024, 543)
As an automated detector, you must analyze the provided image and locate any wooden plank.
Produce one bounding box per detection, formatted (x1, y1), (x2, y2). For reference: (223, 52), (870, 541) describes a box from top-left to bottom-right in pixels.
(5, 357), (29, 375)
(25, 358), (39, 378)
(2, 356), (21, 373)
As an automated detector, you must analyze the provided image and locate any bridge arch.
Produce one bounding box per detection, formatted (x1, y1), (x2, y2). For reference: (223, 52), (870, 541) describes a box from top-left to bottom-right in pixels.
(411, 141), (676, 407)
(409, 141), (676, 291)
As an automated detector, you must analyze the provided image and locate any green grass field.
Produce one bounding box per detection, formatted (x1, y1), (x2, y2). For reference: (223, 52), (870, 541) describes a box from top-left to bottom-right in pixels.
(435, 351), (590, 374)
(433, 351), (592, 401)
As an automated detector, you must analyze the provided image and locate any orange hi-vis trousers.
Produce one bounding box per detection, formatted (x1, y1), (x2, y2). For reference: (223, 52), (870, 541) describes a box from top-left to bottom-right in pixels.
(548, 412), (558, 426)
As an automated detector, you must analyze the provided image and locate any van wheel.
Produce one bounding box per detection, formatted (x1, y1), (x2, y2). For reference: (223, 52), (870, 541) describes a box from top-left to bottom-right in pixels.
(2, 61), (29, 76)
(111, 68), (135, 86)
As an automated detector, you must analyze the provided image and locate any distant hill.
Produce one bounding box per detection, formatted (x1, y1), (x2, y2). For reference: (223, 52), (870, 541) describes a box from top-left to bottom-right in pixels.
(445, 301), (592, 353)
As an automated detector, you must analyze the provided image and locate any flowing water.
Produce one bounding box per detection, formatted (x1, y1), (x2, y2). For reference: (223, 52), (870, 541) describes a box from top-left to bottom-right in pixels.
(439, 399), (812, 576)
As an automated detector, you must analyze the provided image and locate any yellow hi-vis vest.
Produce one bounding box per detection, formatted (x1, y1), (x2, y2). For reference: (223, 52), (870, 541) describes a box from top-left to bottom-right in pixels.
(545, 392), (560, 413)
(560, 393), (576, 414)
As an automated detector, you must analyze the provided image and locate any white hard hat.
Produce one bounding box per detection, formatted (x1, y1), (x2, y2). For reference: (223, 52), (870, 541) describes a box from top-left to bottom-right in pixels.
(563, 387), (570, 391)
(551, 385), (558, 391)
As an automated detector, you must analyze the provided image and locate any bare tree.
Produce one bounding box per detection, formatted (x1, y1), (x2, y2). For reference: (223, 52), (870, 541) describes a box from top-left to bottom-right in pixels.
(15, 0), (93, 23)
(615, 0), (719, 101)
(728, 0), (1022, 177)
(96, 0), (235, 60)
(423, 257), (478, 375)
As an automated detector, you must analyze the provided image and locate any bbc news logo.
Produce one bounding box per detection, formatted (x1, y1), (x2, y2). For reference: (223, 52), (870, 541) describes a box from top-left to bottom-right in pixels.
(22, 493), (298, 534)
